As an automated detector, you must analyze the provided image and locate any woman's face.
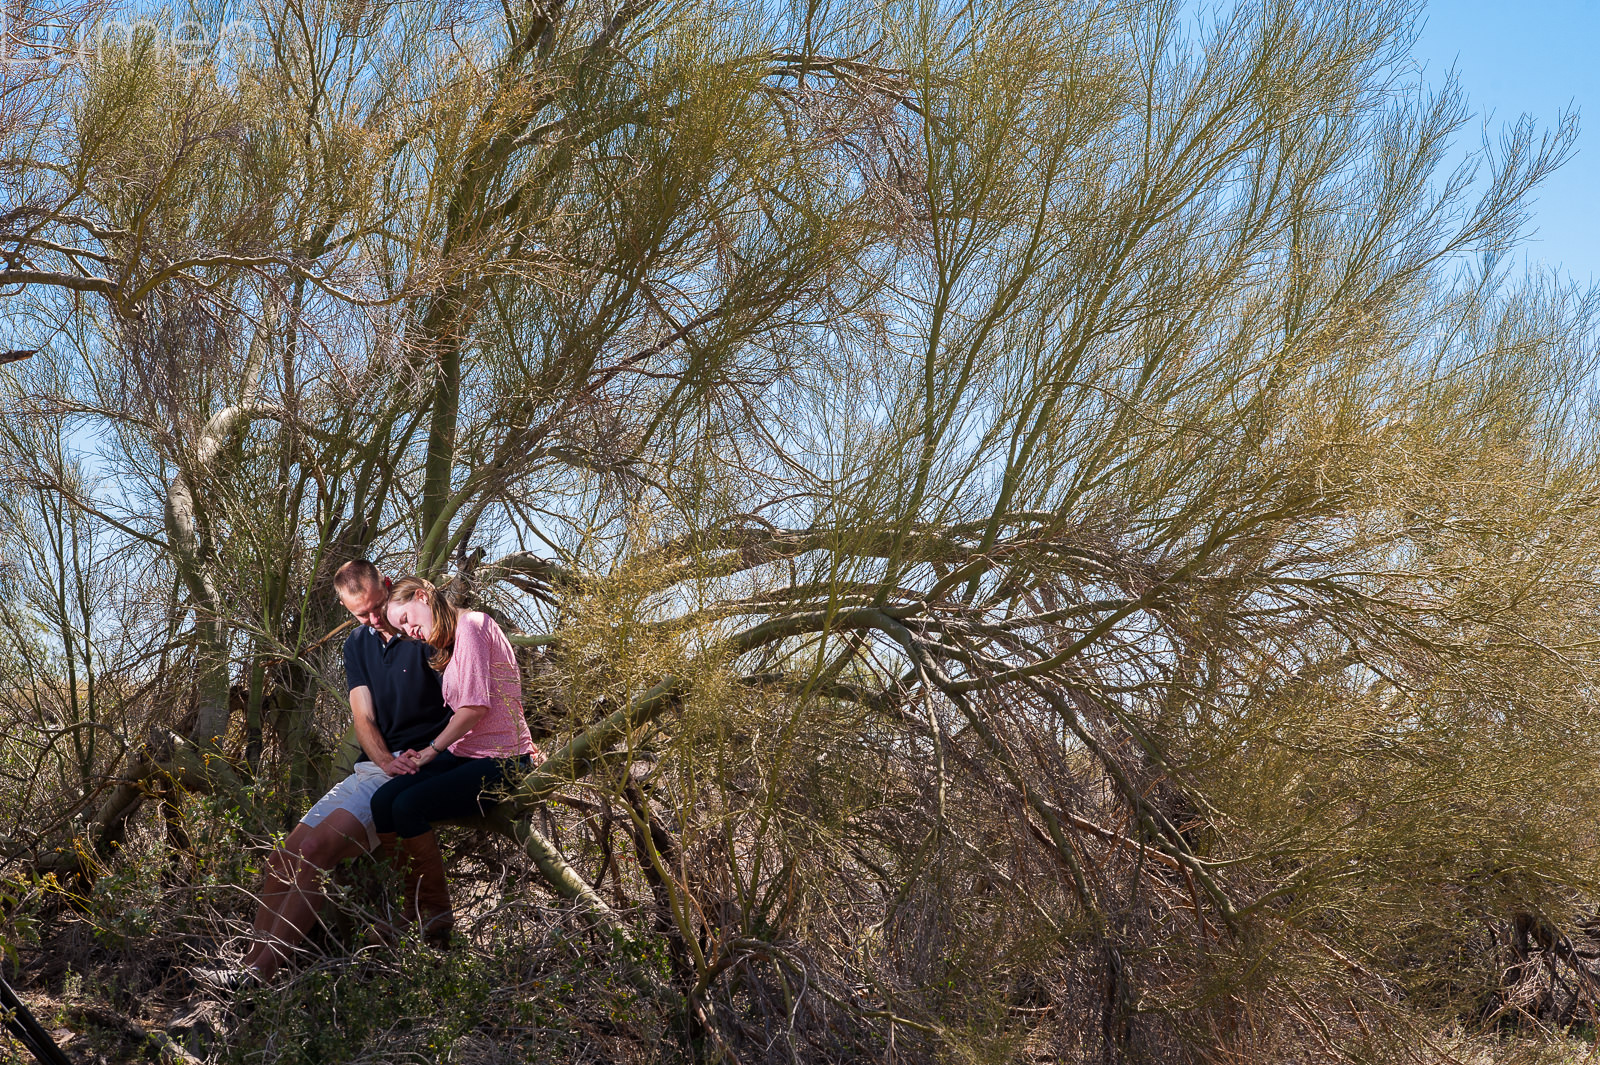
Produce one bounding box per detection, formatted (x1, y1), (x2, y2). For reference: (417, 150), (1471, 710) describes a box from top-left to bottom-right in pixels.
(387, 594), (434, 643)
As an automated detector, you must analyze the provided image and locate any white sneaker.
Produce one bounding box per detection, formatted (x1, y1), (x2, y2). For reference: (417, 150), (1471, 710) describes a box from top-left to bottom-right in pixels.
(190, 965), (259, 992)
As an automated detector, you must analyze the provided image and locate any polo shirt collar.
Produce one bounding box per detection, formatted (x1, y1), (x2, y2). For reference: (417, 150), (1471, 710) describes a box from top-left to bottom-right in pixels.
(364, 624), (403, 648)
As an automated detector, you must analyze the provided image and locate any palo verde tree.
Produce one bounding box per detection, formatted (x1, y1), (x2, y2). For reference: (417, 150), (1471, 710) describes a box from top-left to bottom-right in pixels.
(4, 0), (1600, 1060)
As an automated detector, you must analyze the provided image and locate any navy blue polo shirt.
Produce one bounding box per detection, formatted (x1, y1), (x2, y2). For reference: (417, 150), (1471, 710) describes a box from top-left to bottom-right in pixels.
(343, 625), (450, 760)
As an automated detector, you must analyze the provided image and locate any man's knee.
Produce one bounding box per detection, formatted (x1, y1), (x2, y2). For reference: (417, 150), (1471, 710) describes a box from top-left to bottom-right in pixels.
(266, 846), (297, 880)
(296, 820), (364, 869)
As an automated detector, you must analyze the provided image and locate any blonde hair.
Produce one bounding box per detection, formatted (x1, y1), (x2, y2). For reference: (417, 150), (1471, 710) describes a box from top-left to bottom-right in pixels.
(387, 576), (459, 670)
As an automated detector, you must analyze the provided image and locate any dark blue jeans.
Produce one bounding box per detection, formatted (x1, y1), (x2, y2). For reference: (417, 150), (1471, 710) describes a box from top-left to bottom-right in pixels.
(370, 751), (530, 839)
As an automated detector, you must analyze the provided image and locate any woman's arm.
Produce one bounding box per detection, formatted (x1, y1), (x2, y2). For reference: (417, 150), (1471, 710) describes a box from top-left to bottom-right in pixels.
(404, 704), (487, 765)
(408, 611), (512, 763)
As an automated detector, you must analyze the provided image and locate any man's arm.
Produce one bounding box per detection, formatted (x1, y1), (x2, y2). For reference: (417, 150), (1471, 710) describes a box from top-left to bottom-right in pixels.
(350, 686), (411, 773)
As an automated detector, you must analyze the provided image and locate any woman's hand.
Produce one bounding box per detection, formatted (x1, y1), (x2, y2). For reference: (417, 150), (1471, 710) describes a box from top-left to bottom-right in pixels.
(405, 743), (442, 768)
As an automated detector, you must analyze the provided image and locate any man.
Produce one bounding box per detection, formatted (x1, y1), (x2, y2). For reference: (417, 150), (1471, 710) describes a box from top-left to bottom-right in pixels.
(197, 560), (450, 987)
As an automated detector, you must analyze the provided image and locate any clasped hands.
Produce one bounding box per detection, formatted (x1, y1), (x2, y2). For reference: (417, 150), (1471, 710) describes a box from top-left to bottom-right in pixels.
(383, 744), (442, 775)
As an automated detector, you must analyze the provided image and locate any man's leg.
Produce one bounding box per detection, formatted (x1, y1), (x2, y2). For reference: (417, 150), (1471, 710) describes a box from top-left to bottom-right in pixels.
(240, 811), (370, 979)
(238, 823), (316, 974)
(247, 822), (318, 935)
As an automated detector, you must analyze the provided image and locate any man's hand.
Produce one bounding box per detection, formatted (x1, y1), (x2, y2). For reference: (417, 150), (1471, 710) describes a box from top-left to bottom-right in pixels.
(383, 751), (421, 776)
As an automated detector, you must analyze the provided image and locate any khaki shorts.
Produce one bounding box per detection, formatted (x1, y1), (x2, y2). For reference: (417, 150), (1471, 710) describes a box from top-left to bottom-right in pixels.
(298, 757), (398, 850)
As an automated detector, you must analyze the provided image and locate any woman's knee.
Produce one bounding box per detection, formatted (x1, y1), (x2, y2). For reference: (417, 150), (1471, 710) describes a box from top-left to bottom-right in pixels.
(370, 782), (403, 833)
(391, 790), (434, 839)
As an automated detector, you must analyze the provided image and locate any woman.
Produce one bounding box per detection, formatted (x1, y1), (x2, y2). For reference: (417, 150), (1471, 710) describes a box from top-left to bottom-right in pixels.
(370, 576), (541, 944)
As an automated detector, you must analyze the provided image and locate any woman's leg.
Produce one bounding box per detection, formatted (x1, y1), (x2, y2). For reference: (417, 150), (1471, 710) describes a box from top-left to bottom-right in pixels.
(366, 758), (454, 936)
(385, 757), (510, 944)
(370, 757), (455, 836)
(388, 756), (508, 838)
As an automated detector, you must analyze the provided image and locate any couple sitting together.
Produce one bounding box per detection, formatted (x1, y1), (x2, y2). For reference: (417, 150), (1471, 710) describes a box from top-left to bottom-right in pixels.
(202, 560), (541, 988)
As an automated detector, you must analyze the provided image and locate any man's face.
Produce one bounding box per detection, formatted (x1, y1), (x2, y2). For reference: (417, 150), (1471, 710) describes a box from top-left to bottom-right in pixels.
(338, 581), (393, 634)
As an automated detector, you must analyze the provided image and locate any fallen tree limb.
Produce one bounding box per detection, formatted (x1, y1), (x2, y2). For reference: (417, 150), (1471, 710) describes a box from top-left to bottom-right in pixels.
(460, 808), (676, 1004)
(31, 728), (247, 879)
(1, 972), (72, 1065)
(508, 677), (683, 811)
(478, 809), (629, 936)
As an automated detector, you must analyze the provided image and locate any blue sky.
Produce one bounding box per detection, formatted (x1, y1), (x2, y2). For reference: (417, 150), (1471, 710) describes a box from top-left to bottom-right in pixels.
(1410, 1), (1600, 286)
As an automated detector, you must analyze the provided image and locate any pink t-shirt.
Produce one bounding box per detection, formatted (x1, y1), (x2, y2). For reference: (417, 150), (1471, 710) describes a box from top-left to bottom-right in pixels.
(440, 611), (539, 760)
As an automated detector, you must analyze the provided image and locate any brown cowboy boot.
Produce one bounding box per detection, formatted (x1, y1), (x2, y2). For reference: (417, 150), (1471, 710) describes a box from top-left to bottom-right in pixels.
(372, 831), (399, 867)
(400, 831), (454, 948)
